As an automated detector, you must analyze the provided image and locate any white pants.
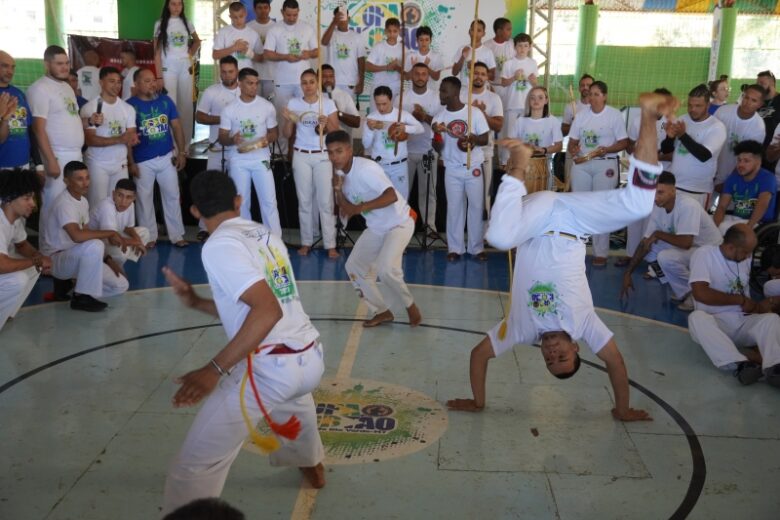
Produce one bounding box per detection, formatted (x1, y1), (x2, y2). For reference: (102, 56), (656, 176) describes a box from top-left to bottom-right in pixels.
(345, 218), (415, 315)
(652, 243), (695, 299)
(135, 152), (185, 243)
(678, 190), (709, 208)
(571, 157), (621, 258)
(445, 164), (484, 255)
(273, 85), (302, 154)
(625, 216), (648, 257)
(206, 150), (227, 172)
(86, 158), (128, 209)
(229, 159), (282, 236)
(689, 310), (780, 370)
(162, 344), (325, 515)
(718, 215), (750, 235)
(51, 240), (129, 298)
(292, 151), (335, 249)
(765, 279), (780, 297)
(482, 155), (494, 217)
(162, 56), (194, 144)
(380, 161), (409, 200)
(407, 152), (438, 231)
(107, 227), (151, 264)
(0, 267), (39, 332)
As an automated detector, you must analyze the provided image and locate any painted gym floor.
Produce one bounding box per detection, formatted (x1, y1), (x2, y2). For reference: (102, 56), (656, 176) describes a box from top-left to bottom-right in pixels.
(2, 237), (779, 519)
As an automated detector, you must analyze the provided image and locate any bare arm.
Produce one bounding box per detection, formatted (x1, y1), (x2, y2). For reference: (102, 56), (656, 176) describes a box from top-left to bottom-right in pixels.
(365, 60), (389, 73)
(691, 280), (749, 308)
(321, 17), (338, 46)
(747, 192), (773, 228)
(653, 231), (694, 250)
(31, 117), (58, 176)
(63, 223), (121, 244)
(596, 339), (652, 421)
(188, 32), (201, 56)
(195, 110), (220, 126)
(713, 193), (731, 226)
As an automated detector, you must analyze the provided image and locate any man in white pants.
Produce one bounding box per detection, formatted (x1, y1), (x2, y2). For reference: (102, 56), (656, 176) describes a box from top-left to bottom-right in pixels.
(219, 67), (281, 235)
(40, 161), (129, 312)
(127, 68), (188, 247)
(688, 224), (780, 388)
(0, 169), (51, 332)
(212, 2), (262, 72)
(328, 130), (422, 328)
(321, 6), (366, 100)
(661, 83), (727, 208)
(321, 64), (361, 133)
(362, 86), (423, 200)
(432, 76), (490, 262)
(620, 171), (722, 311)
(161, 171), (326, 514)
(88, 178), (149, 267)
(196, 57), (240, 172)
(398, 63), (442, 232)
(28, 45), (85, 212)
(248, 0), (277, 100)
(80, 66), (138, 209)
(446, 93), (673, 420)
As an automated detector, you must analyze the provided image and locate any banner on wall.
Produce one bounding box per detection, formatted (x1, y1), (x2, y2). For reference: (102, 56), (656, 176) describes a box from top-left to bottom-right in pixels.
(707, 5), (722, 81)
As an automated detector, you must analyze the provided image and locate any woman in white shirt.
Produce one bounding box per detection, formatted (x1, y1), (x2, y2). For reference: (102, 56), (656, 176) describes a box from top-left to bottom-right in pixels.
(281, 69), (340, 258)
(567, 80), (629, 266)
(153, 0), (200, 141)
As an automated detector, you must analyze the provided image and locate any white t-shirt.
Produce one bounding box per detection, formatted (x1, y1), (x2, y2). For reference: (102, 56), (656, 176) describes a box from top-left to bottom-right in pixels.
(367, 40), (403, 93)
(81, 96), (137, 165)
(27, 76), (85, 152)
(568, 105), (627, 158)
(154, 17), (196, 60)
(41, 190), (90, 255)
(501, 56), (539, 111)
(644, 193), (722, 247)
(220, 96), (277, 162)
(404, 49), (444, 89)
(287, 96), (337, 150)
(121, 66), (139, 101)
(0, 211), (26, 257)
(362, 108), (423, 163)
(562, 100), (590, 126)
(89, 197), (135, 233)
(202, 217), (320, 348)
(326, 29), (367, 87)
(689, 244), (751, 315)
(247, 19), (276, 79)
(214, 24), (262, 71)
(460, 88), (503, 159)
(670, 114), (727, 193)
(327, 87), (359, 134)
(627, 114), (672, 171)
(197, 83), (240, 143)
(510, 116), (563, 149)
(482, 39), (515, 87)
(397, 87), (442, 154)
(264, 22), (318, 85)
(339, 157), (411, 234)
(432, 105), (490, 170)
(451, 44), (496, 85)
(77, 66), (101, 102)
(486, 176), (611, 353)
(713, 104), (766, 184)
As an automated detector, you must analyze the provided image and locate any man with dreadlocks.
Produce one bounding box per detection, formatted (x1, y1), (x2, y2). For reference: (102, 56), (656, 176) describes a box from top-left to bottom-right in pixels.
(0, 168), (51, 331)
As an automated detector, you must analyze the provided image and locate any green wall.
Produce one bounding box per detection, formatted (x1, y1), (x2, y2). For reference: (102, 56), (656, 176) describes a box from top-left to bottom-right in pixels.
(117, 0), (196, 40)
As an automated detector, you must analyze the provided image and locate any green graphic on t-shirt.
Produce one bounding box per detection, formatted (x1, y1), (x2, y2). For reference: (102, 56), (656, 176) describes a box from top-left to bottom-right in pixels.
(728, 132), (740, 152)
(171, 31), (187, 48)
(337, 44), (350, 59)
(582, 130), (598, 148)
(64, 97), (78, 116)
(495, 55), (508, 71)
(9, 106), (27, 136)
(524, 132), (541, 147)
(514, 78), (528, 92)
(677, 143), (689, 156)
(260, 244), (298, 303)
(108, 120), (122, 137)
(82, 71), (94, 86)
(382, 130), (395, 149)
(239, 119), (257, 139)
(728, 276), (745, 295)
(138, 106), (170, 141)
(527, 281), (560, 317)
(288, 37), (302, 56)
(385, 56), (399, 74)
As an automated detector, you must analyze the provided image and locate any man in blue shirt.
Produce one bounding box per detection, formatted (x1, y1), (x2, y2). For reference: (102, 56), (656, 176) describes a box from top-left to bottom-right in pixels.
(126, 68), (188, 247)
(714, 139), (777, 235)
(0, 51), (32, 169)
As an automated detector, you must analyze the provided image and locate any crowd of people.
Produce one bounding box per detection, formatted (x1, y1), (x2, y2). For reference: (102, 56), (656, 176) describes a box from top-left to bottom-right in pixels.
(1, 0), (780, 514)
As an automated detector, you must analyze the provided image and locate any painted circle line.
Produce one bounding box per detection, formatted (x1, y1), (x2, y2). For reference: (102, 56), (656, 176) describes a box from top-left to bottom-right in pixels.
(0, 319), (705, 520)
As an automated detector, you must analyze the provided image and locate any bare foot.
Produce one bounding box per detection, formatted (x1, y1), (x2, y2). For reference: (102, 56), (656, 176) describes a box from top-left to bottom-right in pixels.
(298, 246), (311, 256)
(145, 241), (156, 249)
(446, 398), (484, 412)
(740, 347), (763, 366)
(327, 248), (340, 259)
(299, 463), (326, 489)
(639, 92), (680, 121)
(406, 303), (422, 327)
(173, 240), (189, 248)
(496, 138), (533, 181)
(363, 310), (394, 327)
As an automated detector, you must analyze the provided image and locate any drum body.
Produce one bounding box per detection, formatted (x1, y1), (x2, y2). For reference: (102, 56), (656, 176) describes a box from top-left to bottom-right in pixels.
(526, 156), (549, 194)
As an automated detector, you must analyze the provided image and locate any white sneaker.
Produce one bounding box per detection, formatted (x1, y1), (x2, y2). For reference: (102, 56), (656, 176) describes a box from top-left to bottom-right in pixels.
(677, 294), (694, 312)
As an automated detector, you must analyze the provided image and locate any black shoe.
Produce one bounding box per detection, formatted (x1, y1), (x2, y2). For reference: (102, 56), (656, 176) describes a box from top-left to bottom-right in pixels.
(196, 230), (210, 242)
(70, 293), (108, 312)
(734, 361), (763, 386)
(766, 364), (780, 388)
(52, 278), (74, 301)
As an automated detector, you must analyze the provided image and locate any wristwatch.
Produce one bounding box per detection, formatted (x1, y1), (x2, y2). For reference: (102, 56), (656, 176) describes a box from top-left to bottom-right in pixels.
(338, 111), (343, 118)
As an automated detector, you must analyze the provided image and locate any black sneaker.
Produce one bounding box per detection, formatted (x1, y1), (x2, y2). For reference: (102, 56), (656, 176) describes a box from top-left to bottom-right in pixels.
(196, 230), (210, 242)
(70, 293), (108, 312)
(734, 361), (763, 386)
(52, 278), (74, 301)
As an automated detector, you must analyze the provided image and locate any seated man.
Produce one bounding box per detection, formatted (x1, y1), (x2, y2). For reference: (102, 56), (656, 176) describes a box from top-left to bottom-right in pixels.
(620, 171), (722, 311)
(446, 93), (674, 421)
(713, 140), (777, 234)
(688, 224), (780, 387)
(760, 244), (780, 298)
(88, 178), (148, 268)
(40, 161), (129, 311)
(0, 169), (52, 332)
